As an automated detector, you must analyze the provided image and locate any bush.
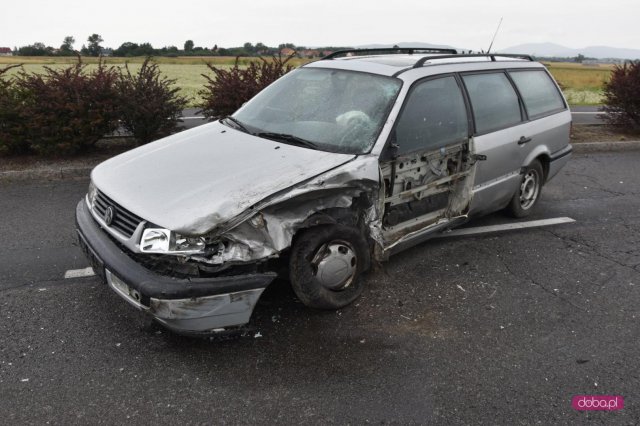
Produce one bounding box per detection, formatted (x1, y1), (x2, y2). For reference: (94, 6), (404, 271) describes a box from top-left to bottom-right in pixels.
(602, 60), (640, 132)
(116, 58), (188, 144)
(0, 65), (28, 155)
(198, 54), (295, 119)
(1, 57), (189, 157)
(14, 59), (120, 156)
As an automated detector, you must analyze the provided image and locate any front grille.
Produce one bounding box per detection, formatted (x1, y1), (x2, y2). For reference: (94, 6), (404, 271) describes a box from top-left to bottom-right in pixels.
(93, 190), (143, 238)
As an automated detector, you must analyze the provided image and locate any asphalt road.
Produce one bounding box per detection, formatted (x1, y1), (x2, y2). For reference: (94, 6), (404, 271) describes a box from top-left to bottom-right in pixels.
(180, 106), (605, 130)
(180, 108), (209, 130)
(1, 152), (639, 424)
(570, 106), (604, 125)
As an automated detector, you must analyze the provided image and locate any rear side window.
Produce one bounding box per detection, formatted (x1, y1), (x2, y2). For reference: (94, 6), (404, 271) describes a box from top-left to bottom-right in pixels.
(509, 70), (565, 118)
(395, 76), (468, 154)
(462, 73), (522, 134)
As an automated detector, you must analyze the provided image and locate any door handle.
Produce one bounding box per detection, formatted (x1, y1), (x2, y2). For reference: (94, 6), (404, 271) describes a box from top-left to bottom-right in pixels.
(517, 136), (532, 145)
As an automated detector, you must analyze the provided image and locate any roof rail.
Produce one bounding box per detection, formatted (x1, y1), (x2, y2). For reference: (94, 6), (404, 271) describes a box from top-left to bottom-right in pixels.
(323, 47), (458, 60)
(413, 53), (534, 68)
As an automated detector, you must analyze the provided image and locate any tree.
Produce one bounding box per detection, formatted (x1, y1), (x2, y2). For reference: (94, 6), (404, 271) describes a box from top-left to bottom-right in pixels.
(113, 42), (139, 57)
(243, 42), (254, 53)
(85, 34), (104, 56)
(574, 53), (585, 63)
(16, 42), (54, 56)
(184, 40), (194, 52)
(59, 36), (75, 55)
(137, 42), (155, 56)
(255, 42), (267, 54)
(113, 42), (157, 57)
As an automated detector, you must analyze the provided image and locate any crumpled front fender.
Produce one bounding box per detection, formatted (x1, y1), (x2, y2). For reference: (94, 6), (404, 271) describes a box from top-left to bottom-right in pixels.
(204, 155), (384, 264)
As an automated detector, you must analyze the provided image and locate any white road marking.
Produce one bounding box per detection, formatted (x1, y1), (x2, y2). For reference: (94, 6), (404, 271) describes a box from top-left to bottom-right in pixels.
(181, 116), (206, 120)
(64, 267), (96, 279)
(571, 112), (600, 115)
(436, 217), (575, 238)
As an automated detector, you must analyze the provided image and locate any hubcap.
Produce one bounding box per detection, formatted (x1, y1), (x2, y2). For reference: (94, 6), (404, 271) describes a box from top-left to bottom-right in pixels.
(519, 170), (540, 210)
(311, 240), (357, 291)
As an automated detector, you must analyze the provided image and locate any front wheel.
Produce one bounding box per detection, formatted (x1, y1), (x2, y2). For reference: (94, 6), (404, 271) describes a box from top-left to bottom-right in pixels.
(289, 225), (370, 310)
(506, 160), (544, 218)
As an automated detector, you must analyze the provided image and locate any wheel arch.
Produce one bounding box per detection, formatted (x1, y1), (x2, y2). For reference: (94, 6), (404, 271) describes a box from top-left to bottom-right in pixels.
(292, 204), (375, 270)
(522, 145), (551, 181)
(536, 153), (551, 183)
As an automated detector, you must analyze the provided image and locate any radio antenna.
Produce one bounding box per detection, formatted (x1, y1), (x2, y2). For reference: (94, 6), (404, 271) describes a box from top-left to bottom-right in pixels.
(487, 17), (503, 54)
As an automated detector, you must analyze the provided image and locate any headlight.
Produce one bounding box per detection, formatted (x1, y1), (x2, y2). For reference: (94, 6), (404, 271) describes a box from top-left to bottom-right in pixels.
(87, 181), (98, 208)
(140, 228), (206, 254)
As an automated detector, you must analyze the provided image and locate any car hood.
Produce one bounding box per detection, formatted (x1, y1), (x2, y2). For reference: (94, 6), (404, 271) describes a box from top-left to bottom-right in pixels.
(92, 121), (355, 235)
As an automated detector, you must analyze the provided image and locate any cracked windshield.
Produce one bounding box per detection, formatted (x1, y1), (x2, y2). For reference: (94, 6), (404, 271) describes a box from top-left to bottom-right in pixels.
(233, 68), (402, 154)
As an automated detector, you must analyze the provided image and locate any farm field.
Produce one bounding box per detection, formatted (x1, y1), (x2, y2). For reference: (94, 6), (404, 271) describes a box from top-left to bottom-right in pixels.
(542, 61), (613, 105)
(0, 56), (312, 107)
(1, 56), (613, 106)
(0, 56), (311, 107)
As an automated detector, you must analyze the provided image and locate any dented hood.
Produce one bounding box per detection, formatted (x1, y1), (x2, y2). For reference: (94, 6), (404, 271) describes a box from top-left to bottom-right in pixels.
(91, 121), (355, 235)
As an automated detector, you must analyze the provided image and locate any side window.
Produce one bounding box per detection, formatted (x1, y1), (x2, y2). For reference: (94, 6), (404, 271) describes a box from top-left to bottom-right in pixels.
(509, 70), (565, 118)
(395, 76), (468, 154)
(462, 72), (522, 134)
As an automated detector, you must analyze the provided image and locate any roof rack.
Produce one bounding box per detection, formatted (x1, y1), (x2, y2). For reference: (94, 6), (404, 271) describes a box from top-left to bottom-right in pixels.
(323, 47), (458, 60)
(412, 53), (533, 68)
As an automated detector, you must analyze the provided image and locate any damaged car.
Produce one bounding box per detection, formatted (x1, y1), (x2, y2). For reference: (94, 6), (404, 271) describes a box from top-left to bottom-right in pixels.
(76, 48), (572, 334)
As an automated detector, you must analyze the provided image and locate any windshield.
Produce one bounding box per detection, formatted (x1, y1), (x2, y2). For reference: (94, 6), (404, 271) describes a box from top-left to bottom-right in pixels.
(232, 68), (402, 154)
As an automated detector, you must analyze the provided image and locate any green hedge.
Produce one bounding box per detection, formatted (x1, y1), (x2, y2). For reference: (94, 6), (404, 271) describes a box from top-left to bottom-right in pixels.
(0, 57), (187, 156)
(602, 60), (640, 132)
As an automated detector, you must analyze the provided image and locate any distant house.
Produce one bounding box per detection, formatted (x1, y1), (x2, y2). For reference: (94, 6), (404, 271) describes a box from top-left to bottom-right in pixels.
(0, 47), (12, 56)
(280, 47), (296, 57)
(321, 50), (334, 57)
(300, 49), (320, 58)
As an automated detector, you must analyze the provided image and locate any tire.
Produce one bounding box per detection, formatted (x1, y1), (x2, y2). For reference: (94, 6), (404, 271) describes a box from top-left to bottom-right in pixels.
(506, 160), (544, 218)
(289, 224), (370, 310)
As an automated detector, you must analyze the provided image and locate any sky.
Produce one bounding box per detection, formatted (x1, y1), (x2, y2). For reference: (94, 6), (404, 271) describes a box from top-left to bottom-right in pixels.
(2, 0), (639, 51)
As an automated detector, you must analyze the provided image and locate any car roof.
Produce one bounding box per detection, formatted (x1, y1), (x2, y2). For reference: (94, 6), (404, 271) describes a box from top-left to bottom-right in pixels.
(304, 53), (544, 79)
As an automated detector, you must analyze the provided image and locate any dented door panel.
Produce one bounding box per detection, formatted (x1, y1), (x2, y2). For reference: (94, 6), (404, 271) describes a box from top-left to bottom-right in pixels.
(380, 140), (476, 250)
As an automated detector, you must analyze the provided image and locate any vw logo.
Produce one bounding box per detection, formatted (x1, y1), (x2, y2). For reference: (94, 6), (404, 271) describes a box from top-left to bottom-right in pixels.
(104, 206), (116, 226)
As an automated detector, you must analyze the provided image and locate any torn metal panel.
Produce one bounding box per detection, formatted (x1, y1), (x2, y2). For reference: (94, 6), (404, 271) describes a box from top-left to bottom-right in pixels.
(202, 155), (384, 264)
(380, 140), (476, 250)
(447, 138), (477, 216)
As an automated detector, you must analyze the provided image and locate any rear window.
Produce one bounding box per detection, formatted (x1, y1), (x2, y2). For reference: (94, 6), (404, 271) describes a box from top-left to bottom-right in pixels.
(462, 73), (522, 134)
(509, 70), (565, 119)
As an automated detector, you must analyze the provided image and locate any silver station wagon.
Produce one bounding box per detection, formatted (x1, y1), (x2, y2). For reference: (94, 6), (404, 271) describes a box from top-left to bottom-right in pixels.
(76, 48), (572, 334)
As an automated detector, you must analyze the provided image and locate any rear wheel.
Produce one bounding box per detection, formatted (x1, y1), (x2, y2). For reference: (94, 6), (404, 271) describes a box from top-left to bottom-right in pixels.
(506, 160), (543, 218)
(289, 225), (370, 310)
